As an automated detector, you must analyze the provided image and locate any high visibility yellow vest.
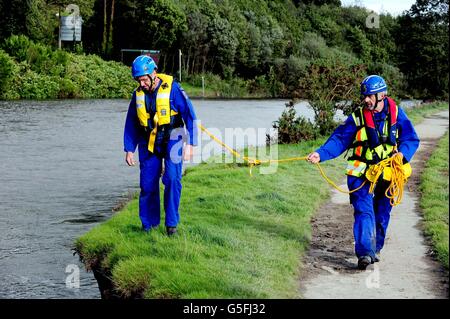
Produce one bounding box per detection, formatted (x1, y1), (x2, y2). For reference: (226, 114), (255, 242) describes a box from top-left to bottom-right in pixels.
(135, 73), (180, 152)
(346, 105), (398, 177)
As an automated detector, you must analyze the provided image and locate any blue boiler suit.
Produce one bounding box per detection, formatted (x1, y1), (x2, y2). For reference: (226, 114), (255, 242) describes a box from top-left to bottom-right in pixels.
(124, 80), (198, 231)
(315, 99), (420, 260)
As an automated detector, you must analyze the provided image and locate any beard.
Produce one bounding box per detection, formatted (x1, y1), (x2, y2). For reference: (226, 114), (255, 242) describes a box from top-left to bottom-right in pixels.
(364, 103), (376, 111)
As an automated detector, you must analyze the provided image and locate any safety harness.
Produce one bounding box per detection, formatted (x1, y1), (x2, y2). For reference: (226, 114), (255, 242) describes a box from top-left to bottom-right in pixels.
(346, 97), (411, 181)
(135, 73), (183, 154)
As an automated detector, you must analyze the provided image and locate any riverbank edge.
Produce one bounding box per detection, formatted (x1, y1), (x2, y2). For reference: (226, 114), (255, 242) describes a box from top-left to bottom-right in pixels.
(74, 102), (449, 299)
(74, 141), (343, 299)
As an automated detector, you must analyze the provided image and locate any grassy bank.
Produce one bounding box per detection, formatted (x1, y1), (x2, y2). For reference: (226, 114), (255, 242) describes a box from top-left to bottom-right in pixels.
(75, 140), (344, 298)
(182, 73), (270, 98)
(419, 132), (449, 269)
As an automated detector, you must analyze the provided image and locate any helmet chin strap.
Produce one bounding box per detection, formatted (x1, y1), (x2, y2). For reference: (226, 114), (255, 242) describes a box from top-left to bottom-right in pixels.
(148, 74), (155, 90)
(374, 92), (385, 110)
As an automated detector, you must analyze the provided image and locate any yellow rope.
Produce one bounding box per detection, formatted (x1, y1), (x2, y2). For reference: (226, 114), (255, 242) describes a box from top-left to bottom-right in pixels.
(365, 153), (406, 206)
(198, 124), (366, 194)
(315, 162), (367, 194)
(386, 154), (406, 206)
(198, 124), (243, 158)
(197, 124), (407, 202)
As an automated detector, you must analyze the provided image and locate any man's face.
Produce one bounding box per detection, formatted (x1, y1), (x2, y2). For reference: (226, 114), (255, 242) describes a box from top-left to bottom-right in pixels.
(136, 72), (155, 92)
(362, 94), (377, 110)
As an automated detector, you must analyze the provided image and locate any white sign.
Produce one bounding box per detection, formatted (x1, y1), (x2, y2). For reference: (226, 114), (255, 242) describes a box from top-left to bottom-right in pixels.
(61, 16), (82, 41)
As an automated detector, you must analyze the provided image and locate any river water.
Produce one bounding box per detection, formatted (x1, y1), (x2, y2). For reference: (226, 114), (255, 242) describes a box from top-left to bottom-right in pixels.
(0, 98), (420, 298)
(0, 98), (298, 298)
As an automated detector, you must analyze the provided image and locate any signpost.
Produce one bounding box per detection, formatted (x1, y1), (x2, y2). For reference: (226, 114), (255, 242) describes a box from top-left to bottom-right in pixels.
(57, 4), (83, 48)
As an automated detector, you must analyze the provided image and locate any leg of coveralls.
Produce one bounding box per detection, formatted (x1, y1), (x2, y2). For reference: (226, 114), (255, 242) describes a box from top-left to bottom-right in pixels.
(139, 153), (163, 230)
(348, 176), (376, 260)
(373, 180), (393, 252)
(162, 137), (183, 227)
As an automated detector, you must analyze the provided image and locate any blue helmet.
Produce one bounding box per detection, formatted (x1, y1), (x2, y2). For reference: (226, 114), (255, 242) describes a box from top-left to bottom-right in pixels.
(360, 75), (387, 95)
(131, 55), (157, 78)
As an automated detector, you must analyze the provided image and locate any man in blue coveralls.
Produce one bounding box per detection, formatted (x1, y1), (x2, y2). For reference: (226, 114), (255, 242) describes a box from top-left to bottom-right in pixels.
(124, 55), (198, 236)
(307, 75), (420, 270)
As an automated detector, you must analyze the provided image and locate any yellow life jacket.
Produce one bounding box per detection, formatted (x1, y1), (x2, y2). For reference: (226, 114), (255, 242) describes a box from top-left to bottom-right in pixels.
(135, 73), (180, 152)
(346, 98), (411, 180)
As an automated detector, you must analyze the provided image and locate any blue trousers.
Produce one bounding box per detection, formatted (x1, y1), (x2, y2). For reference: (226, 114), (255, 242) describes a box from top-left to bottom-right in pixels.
(347, 176), (393, 260)
(138, 137), (184, 231)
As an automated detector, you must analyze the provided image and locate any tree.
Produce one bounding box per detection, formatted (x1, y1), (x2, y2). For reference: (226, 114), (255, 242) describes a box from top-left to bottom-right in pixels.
(145, 0), (187, 50)
(101, 0), (115, 56)
(0, 1), (30, 40)
(293, 0), (341, 6)
(298, 57), (366, 135)
(206, 15), (238, 78)
(182, 9), (210, 74)
(396, 0), (449, 99)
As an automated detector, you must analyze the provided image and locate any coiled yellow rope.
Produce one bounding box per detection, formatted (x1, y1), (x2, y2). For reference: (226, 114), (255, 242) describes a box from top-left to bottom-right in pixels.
(365, 153), (407, 206)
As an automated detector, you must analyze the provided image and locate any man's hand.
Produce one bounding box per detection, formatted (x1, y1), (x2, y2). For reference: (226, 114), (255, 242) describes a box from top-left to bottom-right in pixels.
(125, 152), (136, 166)
(307, 152), (321, 164)
(183, 144), (194, 161)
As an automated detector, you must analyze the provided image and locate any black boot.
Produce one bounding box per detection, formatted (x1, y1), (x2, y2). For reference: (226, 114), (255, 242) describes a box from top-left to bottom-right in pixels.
(166, 226), (177, 237)
(374, 251), (381, 262)
(357, 256), (372, 270)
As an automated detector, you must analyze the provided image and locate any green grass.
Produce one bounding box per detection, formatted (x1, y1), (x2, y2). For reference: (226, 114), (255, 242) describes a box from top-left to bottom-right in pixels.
(180, 82), (219, 98)
(419, 132), (449, 269)
(181, 73), (268, 98)
(75, 140), (346, 298)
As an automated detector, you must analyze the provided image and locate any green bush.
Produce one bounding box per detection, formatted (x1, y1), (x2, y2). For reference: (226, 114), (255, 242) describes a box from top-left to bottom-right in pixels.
(299, 56), (365, 135)
(1, 35), (32, 62)
(28, 44), (69, 77)
(272, 101), (317, 144)
(58, 78), (80, 98)
(0, 49), (18, 99)
(247, 74), (272, 97)
(274, 53), (366, 141)
(17, 70), (59, 99)
(26, 42), (50, 71)
(1, 35), (135, 100)
(66, 54), (135, 98)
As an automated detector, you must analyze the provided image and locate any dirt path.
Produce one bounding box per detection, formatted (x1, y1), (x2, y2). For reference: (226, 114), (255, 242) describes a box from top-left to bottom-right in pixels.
(299, 110), (449, 299)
